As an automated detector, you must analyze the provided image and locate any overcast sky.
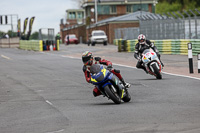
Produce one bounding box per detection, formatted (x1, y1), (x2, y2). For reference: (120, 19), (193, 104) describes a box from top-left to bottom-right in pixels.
(0, 0), (80, 34)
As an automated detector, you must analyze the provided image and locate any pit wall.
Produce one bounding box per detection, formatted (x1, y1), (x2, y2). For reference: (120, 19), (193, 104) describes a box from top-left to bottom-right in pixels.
(114, 39), (200, 55)
(0, 37), (20, 48)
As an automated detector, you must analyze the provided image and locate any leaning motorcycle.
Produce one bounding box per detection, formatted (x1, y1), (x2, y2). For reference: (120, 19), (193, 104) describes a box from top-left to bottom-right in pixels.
(141, 48), (163, 79)
(90, 64), (131, 104)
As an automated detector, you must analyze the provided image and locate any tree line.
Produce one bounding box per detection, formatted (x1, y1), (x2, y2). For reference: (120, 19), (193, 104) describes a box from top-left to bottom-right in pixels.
(0, 30), (39, 40)
(156, 0), (200, 16)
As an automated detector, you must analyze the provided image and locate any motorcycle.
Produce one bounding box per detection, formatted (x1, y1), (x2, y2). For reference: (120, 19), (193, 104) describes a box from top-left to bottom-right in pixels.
(90, 64), (131, 104)
(141, 48), (163, 79)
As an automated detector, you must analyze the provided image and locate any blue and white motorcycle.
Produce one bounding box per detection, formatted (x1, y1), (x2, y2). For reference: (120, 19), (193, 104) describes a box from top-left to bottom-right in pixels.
(90, 64), (131, 104)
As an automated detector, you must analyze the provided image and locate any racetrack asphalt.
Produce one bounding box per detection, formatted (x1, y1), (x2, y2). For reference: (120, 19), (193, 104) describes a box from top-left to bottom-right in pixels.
(58, 43), (200, 79)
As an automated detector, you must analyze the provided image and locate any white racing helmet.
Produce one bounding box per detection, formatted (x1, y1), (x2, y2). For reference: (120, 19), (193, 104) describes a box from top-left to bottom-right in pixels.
(138, 34), (146, 45)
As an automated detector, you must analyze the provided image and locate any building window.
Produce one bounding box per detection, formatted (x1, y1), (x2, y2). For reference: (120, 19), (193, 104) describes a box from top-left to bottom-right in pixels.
(110, 5), (116, 14)
(77, 12), (83, 19)
(97, 5), (110, 14)
(133, 4), (149, 12)
(86, 7), (91, 17)
(97, 5), (116, 15)
(69, 12), (76, 19)
(126, 5), (133, 13)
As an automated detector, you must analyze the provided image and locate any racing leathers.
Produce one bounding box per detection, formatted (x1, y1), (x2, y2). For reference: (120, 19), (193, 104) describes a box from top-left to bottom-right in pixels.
(82, 57), (130, 97)
(134, 39), (163, 72)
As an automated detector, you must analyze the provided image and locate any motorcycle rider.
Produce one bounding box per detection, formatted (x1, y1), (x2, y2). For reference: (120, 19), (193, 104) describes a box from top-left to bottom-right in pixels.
(134, 34), (164, 73)
(82, 51), (131, 97)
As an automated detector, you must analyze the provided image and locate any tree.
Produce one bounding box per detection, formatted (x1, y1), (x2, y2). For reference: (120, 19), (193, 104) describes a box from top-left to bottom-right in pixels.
(0, 31), (5, 38)
(29, 31), (39, 40)
(156, 0), (199, 14)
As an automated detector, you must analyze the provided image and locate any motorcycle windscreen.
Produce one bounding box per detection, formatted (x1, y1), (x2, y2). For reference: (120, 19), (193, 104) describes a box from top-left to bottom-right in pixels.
(90, 64), (101, 74)
(142, 49), (151, 54)
(90, 64), (109, 83)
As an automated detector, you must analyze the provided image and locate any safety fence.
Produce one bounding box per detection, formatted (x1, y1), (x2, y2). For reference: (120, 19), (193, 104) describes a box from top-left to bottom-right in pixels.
(114, 39), (200, 55)
(19, 40), (60, 51)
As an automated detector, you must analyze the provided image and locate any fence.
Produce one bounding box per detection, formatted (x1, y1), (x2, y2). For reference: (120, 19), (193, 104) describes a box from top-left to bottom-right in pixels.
(115, 28), (140, 40)
(115, 10), (200, 40)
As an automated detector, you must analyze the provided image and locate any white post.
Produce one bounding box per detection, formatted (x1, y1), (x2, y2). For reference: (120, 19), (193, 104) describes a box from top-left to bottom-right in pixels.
(95, 0), (98, 24)
(198, 53), (200, 73)
(188, 43), (193, 73)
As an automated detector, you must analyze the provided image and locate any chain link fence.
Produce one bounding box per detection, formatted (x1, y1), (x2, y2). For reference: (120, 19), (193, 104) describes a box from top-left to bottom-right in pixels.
(115, 16), (200, 40)
(115, 28), (139, 40)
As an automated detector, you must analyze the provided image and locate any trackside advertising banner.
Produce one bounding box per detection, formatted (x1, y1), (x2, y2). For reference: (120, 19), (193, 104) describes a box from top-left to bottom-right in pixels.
(28, 16), (35, 34)
(23, 17), (28, 35)
(17, 19), (21, 36)
(27, 16), (35, 40)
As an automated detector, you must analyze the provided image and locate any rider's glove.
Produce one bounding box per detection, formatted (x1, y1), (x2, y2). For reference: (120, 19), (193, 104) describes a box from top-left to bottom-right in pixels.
(107, 64), (113, 70)
(137, 57), (142, 62)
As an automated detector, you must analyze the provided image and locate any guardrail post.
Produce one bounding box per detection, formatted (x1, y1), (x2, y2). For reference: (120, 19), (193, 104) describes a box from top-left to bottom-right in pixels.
(188, 43), (193, 73)
(198, 53), (200, 73)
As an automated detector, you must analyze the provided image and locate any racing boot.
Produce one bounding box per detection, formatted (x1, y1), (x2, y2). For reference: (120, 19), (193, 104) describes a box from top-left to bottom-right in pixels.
(93, 87), (101, 97)
(157, 53), (164, 67)
(121, 78), (131, 88)
(160, 60), (164, 67)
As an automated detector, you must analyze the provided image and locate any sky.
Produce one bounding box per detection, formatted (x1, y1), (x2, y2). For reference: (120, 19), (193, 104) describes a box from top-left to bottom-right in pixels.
(0, 0), (80, 35)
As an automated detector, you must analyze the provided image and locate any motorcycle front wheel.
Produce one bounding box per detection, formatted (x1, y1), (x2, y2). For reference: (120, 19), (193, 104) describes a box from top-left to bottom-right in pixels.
(104, 85), (121, 104)
(151, 63), (162, 79)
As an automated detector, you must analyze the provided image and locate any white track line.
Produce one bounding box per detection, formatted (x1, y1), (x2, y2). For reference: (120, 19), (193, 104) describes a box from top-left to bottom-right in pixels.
(41, 52), (200, 80)
(46, 129), (65, 133)
(1, 55), (12, 60)
(46, 100), (53, 105)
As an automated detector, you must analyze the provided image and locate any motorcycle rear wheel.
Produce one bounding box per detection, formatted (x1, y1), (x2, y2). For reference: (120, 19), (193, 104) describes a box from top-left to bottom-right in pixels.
(122, 90), (131, 102)
(104, 85), (121, 104)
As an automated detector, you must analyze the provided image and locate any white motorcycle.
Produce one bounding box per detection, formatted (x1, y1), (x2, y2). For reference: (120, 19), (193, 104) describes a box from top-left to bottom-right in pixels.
(141, 48), (163, 79)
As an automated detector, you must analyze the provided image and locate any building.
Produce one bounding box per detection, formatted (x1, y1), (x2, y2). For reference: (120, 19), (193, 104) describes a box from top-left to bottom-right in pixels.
(60, 0), (158, 44)
(82, 0), (157, 24)
(60, 9), (85, 40)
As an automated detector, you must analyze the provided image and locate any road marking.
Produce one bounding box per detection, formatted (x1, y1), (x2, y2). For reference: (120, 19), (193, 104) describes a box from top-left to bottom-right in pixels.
(1, 55), (12, 60)
(40, 52), (200, 80)
(113, 63), (200, 81)
(162, 71), (200, 80)
(46, 100), (53, 105)
(46, 129), (65, 133)
(62, 55), (80, 59)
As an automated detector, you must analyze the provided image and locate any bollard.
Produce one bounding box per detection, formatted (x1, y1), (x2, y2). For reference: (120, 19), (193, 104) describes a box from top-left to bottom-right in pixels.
(198, 53), (200, 73)
(188, 43), (193, 73)
(80, 36), (82, 44)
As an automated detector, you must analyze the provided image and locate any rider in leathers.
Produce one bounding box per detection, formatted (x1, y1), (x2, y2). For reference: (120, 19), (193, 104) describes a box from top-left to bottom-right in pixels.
(134, 34), (164, 73)
(82, 51), (131, 97)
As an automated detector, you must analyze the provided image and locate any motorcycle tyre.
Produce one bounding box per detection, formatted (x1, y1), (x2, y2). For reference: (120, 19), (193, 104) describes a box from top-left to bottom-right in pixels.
(104, 85), (121, 104)
(122, 90), (131, 102)
(151, 63), (162, 79)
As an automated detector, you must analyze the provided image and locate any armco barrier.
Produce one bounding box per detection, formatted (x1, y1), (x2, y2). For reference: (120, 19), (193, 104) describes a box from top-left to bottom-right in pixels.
(115, 39), (200, 55)
(20, 40), (60, 51)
